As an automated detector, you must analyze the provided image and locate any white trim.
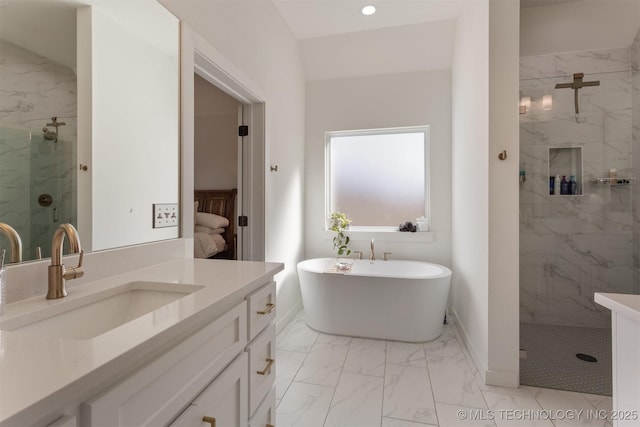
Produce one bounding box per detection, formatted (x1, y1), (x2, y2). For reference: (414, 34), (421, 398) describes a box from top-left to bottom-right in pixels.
(450, 306), (519, 388)
(322, 229), (435, 243)
(180, 24), (267, 261)
(276, 300), (303, 336)
(485, 368), (519, 388)
(449, 305), (487, 384)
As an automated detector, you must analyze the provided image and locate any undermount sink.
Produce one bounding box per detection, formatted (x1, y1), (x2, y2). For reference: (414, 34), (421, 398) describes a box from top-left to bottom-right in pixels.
(0, 281), (204, 340)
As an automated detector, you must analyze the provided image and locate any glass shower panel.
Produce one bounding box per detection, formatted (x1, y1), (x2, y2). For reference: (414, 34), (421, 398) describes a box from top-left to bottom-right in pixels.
(520, 70), (634, 329)
(0, 118), (77, 262)
(27, 116), (77, 260)
(0, 123), (31, 261)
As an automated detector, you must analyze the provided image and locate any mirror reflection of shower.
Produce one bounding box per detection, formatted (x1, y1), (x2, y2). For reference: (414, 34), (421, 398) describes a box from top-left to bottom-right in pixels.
(554, 73), (600, 123)
(42, 116), (66, 142)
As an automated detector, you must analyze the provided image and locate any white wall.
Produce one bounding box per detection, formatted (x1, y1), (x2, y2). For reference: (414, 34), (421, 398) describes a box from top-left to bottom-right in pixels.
(487, 0), (520, 387)
(451, 0), (520, 387)
(301, 21), (456, 81)
(194, 74), (239, 190)
(305, 70), (452, 266)
(78, 2), (180, 251)
(160, 0), (306, 327)
(520, 0), (640, 56)
(451, 0), (490, 380)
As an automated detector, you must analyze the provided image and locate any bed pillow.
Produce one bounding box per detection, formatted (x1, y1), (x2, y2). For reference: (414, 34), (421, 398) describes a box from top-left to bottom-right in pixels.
(196, 211), (229, 229)
(195, 225), (225, 234)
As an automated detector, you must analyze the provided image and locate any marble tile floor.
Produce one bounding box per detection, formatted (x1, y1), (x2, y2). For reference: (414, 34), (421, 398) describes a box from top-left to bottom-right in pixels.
(276, 310), (614, 427)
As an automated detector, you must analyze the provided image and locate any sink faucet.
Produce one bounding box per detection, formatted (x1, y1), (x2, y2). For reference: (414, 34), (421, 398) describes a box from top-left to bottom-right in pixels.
(0, 223), (22, 263)
(370, 238), (375, 261)
(47, 224), (84, 299)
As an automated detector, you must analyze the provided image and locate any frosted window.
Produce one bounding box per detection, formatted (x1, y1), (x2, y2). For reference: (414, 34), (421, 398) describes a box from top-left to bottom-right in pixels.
(327, 128), (428, 227)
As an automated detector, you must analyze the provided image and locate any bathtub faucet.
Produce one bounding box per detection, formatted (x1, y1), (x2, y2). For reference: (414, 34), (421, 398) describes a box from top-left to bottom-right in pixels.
(370, 238), (375, 261)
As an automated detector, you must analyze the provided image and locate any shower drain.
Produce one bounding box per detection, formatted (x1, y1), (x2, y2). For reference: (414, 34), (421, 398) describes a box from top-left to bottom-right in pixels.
(576, 353), (598, 363)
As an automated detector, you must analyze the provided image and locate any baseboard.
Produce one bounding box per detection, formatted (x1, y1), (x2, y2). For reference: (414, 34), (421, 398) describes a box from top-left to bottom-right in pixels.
(276, 300), (303, 335)
(449, 305), (488, 384)
(450, 305), (520, 388)
(486, 368), (520, 388)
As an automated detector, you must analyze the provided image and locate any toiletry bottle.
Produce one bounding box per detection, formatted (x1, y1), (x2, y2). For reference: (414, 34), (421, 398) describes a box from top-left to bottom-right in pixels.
(569, 175), (577, 195)
(554, 175), (561, 195)
(549, 176), (555, 195)
(560, 175), (569, 195)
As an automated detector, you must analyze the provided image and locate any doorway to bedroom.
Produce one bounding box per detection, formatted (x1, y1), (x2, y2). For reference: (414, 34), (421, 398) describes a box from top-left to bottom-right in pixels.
(193, 73), (242, 260)
(186, 43), (267, 263)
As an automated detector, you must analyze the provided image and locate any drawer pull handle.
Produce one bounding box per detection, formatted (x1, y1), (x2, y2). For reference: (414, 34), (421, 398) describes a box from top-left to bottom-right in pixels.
(202, 416), (216, 426)
(257, 303), (275, 315)
(257, 358), (275, 375)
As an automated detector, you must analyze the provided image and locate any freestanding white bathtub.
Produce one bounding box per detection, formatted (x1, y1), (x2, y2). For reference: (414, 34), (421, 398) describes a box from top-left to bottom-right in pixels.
(297, 258), (452, 342)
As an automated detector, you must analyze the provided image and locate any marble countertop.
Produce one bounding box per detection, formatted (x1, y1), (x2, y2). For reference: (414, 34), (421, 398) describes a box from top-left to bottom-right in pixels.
(594, 292), (640, 323)
(0, 259), (284, 425)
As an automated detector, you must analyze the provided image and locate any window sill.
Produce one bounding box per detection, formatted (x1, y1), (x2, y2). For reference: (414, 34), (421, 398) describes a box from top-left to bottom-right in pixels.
(324, 228), (435, 243)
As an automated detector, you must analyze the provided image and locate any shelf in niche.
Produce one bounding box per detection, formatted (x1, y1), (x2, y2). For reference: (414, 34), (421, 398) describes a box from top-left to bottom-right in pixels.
(592, 178), (635, 186)
(548, 146), (583, 196)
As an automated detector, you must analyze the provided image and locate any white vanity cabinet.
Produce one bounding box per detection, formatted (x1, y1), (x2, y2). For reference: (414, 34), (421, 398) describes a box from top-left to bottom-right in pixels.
(245, 281), (277, 425)
(80, 281), (278, 427)
(0, 260), (284, 427)
(169, 353), (248, 427)
(82, 302), (247, 426)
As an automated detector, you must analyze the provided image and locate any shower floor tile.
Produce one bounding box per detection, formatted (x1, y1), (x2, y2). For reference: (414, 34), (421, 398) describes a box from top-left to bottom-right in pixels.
(520, 323), (612, 396)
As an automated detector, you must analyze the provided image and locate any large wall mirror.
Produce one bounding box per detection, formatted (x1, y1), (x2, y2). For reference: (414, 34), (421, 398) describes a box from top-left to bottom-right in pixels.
(0, 0), (180, 263)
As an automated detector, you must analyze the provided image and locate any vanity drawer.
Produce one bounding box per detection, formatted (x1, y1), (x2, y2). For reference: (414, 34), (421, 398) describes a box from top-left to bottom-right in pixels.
(247, 324), (276, 416)
(247, 281), (276, 340)
(170, 353), (248, 427)
(82, 302), (247, 427)
(249, 388), (275, 427)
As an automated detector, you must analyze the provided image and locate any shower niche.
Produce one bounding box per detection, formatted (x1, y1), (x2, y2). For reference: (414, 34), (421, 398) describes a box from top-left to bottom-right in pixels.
(548, 146), (583, 196)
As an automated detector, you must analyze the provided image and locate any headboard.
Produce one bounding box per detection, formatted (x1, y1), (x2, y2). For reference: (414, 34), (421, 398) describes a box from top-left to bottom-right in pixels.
(194, 189), (237, 259)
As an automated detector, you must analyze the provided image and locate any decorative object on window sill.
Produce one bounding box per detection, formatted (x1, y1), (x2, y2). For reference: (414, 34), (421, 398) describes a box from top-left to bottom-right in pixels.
(330, 211), (351, 256)
(416, 216), (429, 232)
(399, 221), (417, 232)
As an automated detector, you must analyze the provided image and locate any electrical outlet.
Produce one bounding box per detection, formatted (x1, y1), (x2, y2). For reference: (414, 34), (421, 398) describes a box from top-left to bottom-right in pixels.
(153, 203), (179, 228)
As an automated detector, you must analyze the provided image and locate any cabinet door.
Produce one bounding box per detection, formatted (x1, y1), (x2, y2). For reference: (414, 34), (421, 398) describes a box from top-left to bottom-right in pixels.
(246, 281), (276, 341)
(249, 388), (275, 427)
(170, 353), (248, 427)
(83, 302), (246, 426)
(247, 324), (276, 415)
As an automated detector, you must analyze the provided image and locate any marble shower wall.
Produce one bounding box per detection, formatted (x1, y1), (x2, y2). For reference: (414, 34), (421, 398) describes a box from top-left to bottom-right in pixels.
(0, 39), (77, 261)
(520, 47), (635, 329)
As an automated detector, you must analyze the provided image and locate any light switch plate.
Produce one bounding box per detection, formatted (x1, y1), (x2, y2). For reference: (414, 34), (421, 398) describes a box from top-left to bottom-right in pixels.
(153, 203), (178, 228)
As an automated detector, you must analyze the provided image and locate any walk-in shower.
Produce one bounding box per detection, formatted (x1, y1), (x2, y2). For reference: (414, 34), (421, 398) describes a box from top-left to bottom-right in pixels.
(519, 40), (640, 395)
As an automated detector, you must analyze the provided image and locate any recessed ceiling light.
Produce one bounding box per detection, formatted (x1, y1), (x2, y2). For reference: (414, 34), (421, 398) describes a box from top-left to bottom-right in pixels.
(361, 5), (376, 16)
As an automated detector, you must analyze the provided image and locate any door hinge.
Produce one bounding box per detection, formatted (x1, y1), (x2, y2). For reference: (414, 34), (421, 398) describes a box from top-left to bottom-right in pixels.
(238, 215), (248, 227)
(238, 125), (249, 137)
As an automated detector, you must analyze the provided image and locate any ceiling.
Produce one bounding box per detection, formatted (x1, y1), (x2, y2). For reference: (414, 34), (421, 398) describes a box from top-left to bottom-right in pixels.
(272, 0), (465, 40)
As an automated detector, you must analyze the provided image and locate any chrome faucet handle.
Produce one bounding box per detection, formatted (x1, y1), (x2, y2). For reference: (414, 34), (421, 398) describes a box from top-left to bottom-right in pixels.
(383, 252), (392, 261)
(63, 250), (85, 280)
(353, 251), (363, 260)
(35, 247), (42, 260)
